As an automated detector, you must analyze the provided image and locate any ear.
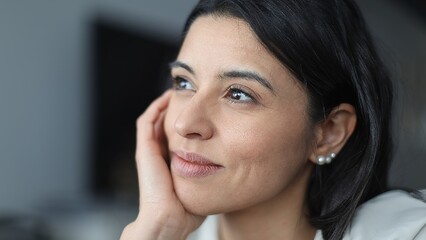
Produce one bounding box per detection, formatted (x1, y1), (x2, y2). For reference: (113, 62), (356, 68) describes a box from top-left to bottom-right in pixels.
(309, 103), (357, 164)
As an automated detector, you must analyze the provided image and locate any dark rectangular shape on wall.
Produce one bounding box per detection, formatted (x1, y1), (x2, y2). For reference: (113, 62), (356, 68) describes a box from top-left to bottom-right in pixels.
(91, 18), (178, 200)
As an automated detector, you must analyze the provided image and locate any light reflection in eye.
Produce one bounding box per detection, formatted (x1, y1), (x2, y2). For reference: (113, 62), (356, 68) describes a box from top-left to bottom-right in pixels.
(172, 77), (195, 91)
(229, 89), (253, 102)
(226, 86), (256, 104)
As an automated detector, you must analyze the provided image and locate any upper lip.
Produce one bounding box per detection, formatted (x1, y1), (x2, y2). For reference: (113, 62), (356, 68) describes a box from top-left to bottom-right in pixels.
(174, 150), (222, 166)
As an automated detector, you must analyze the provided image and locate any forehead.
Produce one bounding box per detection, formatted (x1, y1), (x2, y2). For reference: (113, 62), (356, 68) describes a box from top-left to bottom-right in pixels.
(178, 15), (281, 76)
(188, 15), (264, 51)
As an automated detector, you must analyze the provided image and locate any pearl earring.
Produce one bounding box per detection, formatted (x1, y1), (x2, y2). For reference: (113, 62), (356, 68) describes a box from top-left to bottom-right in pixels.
(317, 152), (336, 165)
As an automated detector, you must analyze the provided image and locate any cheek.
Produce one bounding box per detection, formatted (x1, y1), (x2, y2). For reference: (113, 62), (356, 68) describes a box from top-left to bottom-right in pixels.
(213, 113), (312, 206)
(224, 114), (311, 167)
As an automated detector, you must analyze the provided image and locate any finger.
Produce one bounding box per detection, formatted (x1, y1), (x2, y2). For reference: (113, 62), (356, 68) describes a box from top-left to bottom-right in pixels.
(136, 90), (172, 143)
(136, 89), (171, 163)
(154, 109), (169, 161)
(135, 90), (174, 203)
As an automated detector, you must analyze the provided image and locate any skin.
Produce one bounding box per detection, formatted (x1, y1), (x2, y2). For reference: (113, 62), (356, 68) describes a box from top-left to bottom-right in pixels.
(121, 15), (357, 240)
(166, 15), (315, 239)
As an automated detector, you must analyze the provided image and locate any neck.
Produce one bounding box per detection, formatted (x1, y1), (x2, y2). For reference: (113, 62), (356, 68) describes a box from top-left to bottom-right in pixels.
(218, 164), (316, 240)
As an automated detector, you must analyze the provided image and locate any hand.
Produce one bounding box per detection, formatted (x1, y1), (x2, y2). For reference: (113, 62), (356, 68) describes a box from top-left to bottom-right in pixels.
(120, 90), (205, 240)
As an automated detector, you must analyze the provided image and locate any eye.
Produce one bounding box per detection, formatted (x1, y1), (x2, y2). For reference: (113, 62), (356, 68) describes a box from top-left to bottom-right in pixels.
(172, 77), (195, 91)
(226, 86), (256, 103)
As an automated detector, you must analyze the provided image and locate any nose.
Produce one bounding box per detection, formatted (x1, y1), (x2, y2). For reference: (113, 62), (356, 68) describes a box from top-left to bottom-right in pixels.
(174, 96), (214, 140)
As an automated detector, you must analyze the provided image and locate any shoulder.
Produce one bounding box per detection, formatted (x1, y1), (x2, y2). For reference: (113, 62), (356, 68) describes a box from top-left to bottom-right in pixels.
(189, 215), (323, 240)
(188, 190), (426, 240)
(344, 190), (426, 240)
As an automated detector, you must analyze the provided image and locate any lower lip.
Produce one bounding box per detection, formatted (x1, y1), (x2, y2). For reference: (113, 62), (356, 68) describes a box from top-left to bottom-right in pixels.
(171, 154), (223, 178)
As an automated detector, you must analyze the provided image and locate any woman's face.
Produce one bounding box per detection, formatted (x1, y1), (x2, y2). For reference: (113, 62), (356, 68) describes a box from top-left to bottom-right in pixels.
(164, 16), (315, 215)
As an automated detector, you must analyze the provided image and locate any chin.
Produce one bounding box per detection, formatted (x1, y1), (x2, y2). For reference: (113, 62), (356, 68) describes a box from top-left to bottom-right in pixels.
(180, 198), (214, 216)
(172, 176), (224, 216)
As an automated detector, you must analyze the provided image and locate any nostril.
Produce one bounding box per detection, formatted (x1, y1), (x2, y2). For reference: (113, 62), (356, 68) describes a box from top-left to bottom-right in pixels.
(185, 132), (204, 139)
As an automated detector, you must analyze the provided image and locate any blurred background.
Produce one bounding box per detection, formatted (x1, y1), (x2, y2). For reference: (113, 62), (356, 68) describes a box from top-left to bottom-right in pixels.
(0, 0), (425, 239)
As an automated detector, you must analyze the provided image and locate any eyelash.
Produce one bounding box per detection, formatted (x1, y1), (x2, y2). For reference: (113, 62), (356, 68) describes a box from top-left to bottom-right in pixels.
(171, 76), (257, 104)
(225, 85), (256, 104)
(172, 76), (195, 91)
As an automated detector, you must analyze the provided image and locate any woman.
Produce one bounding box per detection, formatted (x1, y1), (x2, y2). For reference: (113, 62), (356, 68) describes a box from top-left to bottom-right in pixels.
(120, 0), (426, 239)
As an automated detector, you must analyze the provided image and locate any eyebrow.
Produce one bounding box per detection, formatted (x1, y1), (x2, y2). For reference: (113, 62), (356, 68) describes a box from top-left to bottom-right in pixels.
(169, 61), (275, 93)
(221, 70), (275, 94)
(169, 61), (195, 75)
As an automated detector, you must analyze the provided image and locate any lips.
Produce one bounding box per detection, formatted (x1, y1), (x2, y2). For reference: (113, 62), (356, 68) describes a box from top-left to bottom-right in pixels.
(171, 151), (224, 178)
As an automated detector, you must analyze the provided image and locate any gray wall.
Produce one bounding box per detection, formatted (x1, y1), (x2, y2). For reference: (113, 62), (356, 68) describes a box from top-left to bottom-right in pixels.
(357, 0), (426, 189)
(0, 0), (424, 214)
(0, 0), (197, 213)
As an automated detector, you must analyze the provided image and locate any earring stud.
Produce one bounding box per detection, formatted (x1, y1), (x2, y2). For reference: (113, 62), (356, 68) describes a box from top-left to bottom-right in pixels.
(317, 152), (336, 165)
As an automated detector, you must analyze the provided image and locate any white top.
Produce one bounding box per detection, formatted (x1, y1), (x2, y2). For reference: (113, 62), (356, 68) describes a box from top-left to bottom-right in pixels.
(187, 190), (426, 240)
